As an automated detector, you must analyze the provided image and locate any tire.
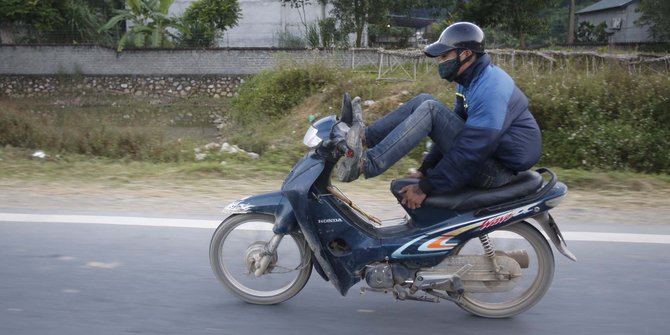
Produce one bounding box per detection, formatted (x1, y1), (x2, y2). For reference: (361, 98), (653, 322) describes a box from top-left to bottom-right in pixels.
(452, 221), (555, 318)
(209, 214), (312, 304)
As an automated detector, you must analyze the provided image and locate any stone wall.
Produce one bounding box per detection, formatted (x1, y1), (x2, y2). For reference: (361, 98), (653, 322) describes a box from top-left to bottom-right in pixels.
(0, 75), (243, 98)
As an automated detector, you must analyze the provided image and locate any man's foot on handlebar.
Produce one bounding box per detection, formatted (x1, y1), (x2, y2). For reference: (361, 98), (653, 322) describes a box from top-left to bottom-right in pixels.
(336, 97), (366, 182)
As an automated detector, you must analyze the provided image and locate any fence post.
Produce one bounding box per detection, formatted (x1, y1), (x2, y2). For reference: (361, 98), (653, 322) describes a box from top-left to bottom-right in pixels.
(377, 52), (383, 80)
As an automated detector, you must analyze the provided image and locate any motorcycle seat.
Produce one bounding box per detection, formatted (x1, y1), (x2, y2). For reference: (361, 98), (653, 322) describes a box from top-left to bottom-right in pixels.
(390, 170), (543, 212)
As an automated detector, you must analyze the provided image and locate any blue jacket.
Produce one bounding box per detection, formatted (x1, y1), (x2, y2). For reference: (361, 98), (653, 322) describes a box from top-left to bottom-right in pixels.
(418, 54), (542, 193)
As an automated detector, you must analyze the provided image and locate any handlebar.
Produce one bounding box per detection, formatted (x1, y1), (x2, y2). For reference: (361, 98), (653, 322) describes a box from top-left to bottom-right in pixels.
(336, 140), (353, 157)
(319, 138), (352, 158)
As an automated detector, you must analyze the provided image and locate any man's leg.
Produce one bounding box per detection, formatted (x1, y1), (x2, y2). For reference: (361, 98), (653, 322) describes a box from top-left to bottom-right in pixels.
(365, 93), (437, 148)
(467, 158), (516, 189)
(364, 99), (463, 178)
(337, 93), (441, 182)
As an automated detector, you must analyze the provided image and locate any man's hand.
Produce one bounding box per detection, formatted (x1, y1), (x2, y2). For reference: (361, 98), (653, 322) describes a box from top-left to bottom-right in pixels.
(400, 184), (427, 209)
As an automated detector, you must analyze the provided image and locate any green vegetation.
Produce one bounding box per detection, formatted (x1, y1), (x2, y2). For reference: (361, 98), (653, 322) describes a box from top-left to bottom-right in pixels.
(515, 66), (670, 173)
(231, 64), (339, 124)
(99, 0), (183, 51)
(176, 0), (242, 48)
(636, 0), (670, 42)
(0, 0), (242, 50)
(0, 0), (114, 44)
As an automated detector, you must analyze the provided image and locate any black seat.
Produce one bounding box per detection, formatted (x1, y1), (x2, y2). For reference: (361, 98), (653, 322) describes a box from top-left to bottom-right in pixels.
(390, 170), (544, 212)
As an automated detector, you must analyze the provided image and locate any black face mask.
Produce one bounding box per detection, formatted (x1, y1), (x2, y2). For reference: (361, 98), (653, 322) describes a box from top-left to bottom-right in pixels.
(438, 51), (473, 82)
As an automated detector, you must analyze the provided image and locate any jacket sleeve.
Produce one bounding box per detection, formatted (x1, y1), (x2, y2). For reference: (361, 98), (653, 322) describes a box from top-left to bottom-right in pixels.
(418, 145), (442, 175)
(418, 87), (509, 194)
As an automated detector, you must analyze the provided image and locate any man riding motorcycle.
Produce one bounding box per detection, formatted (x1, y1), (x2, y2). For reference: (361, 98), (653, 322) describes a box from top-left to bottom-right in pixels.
(336, 22), (542, 209)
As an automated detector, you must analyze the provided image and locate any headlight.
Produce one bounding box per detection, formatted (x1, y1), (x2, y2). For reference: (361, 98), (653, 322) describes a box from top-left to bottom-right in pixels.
(302, 115), (342, 148)
(303, 125), (321, 148)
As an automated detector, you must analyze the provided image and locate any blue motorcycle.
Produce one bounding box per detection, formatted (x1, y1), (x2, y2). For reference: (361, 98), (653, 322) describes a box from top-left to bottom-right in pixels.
(210, 94), (576, 318)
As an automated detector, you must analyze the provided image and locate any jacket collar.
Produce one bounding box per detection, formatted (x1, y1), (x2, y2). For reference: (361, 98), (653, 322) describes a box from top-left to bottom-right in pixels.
(455, 53), (491, 88)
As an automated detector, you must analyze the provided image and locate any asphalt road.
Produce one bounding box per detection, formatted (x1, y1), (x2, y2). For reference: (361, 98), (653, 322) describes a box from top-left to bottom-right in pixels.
(1, 213), (669, 335)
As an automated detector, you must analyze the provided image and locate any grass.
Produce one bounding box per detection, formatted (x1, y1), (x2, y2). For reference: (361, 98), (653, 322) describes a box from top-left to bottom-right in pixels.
(1, 145), (668, 193)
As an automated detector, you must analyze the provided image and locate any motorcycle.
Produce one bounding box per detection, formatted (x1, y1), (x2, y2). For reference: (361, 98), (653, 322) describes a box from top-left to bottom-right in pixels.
(210, 94), (577, 318)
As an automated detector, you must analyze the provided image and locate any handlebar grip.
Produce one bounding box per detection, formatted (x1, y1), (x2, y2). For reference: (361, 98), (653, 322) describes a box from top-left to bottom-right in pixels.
(336, 140), (353, 157)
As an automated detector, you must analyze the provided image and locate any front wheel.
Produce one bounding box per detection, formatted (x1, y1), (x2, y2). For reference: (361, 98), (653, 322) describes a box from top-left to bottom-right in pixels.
(452, 221), (555, 318)
(209, 214), (312, 304)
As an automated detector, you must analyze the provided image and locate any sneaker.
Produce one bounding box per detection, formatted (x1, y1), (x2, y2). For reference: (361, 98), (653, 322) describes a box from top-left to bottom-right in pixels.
(336, 97), (365, 182)
(340, 93), (353, 126)
(351, 96), (364, 124)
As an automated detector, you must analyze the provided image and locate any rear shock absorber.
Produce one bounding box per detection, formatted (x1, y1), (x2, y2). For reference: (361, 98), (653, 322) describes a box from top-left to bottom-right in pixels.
(479, 234), (501, 273)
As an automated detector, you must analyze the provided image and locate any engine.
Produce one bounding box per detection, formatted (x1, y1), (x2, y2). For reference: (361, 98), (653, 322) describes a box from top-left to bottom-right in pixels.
(364, 263), (412, 289)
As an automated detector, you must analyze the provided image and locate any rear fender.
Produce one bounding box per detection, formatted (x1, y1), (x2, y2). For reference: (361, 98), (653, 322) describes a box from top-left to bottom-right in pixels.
(533, 212), (577, 261)
(223, 191), (299, 234)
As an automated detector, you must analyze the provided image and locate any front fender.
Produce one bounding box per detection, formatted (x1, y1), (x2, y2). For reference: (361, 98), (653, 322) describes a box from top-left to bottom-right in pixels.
(223, 191), (299, 234)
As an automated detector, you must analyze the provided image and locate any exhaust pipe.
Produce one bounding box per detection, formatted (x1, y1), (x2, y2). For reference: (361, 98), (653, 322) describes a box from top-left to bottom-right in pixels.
(499, 250), (529, 269)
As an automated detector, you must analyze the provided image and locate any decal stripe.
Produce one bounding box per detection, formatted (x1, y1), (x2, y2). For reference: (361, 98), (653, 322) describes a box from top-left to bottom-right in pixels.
(419, 222), (481, 251)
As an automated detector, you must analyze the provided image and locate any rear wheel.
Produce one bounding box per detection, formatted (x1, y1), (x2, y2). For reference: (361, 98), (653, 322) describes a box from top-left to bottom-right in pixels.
(209, 214), (312, 304)
(452, 221), (554, 318)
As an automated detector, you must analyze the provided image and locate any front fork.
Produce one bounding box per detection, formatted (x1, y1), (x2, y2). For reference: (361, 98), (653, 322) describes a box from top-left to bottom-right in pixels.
(254, 234), (284, 276)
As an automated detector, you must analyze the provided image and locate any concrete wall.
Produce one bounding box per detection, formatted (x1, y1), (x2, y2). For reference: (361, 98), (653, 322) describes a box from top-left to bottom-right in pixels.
(0, 45), (379, 76)
(170, 0), (332, 48)
(577, 2), (653, 43)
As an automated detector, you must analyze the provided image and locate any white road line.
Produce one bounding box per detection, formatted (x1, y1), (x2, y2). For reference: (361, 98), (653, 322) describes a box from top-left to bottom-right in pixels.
(562, 232), (670, 244)
(1, 213), (669, 244)
(0, 213), (220, 229)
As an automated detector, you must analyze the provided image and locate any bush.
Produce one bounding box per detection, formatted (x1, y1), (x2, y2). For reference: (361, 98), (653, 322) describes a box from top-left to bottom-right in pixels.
(0, 111), (44, 148)
(231, 64), (339, 125)
(514, 66), (670, 173)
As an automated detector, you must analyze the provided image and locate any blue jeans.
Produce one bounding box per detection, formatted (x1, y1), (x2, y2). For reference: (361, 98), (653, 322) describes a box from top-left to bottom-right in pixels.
(364, 93), (515, 190)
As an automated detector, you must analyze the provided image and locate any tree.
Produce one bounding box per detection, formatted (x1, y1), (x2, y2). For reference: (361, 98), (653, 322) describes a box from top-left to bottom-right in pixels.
(178, 0), (242, 47)
(50, 0), (114, 44)
(0, 0), (114, 44)
(328, 0), (392, 47)
(636, 0), (670, 41)
(457, 0), (559, 48)
(0, 0), (62, 31)
(576, 20), (608, 43)
(385, 0), (453, 17)
(100, 0), (181, 51)
(567, 0), (575, 44)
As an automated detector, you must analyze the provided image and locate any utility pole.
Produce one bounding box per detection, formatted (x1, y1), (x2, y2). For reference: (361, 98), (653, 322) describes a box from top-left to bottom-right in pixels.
(567, 0), (576, 44)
